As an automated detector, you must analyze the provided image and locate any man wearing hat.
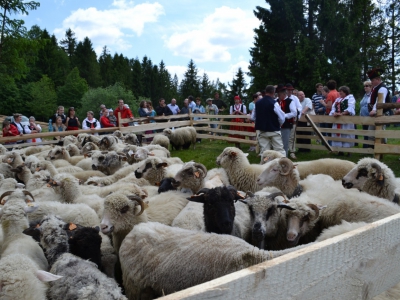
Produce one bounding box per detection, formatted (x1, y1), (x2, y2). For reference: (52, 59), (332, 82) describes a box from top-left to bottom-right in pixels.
(255, 85), (286, 159)
(285, 83), (302, 159)
(206, 98), (219, 135)
(367, 68), (391, 145)
(276, 84), (298, 157)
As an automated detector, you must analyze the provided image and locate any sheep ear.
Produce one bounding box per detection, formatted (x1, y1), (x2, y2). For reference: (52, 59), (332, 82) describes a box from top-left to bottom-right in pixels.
(94, 226), (100, 232)
(230, 151), (237, 157)
(148, 152), (155, 156)
(156, 162), (168, 169)
(194, 171), (200, 178)
(24, 204), (38, 214)
(25, 162), (32, 169)
(277, 203), (295, 210)
(154, 182), (161, 186)
(23, 226), (41, 242)
(244, 153), (249, 157)
(119, 155), (128, 161)
(36, 270), (63, 282)
(187, 193), (205, 203)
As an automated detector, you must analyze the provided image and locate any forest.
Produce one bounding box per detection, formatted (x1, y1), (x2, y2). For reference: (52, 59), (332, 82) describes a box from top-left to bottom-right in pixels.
(0, 0), (399, 121)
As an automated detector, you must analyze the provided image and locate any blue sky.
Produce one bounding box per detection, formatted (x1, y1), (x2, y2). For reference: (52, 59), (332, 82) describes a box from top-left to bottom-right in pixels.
(22, 0), (266, 85)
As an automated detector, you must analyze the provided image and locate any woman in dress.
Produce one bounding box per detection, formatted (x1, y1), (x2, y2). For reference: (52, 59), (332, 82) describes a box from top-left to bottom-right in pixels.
(359, 81), (372, 148)
(329, 86), (356, 156)
(82, 111), (101, 135)
(229, 95), (247, 149)
(65, 107), (80, 131)
(27, 116), (42, 143)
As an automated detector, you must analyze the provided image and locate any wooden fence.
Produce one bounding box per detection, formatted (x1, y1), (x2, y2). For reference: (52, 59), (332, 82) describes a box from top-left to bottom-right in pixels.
(1, 93), (400, 160)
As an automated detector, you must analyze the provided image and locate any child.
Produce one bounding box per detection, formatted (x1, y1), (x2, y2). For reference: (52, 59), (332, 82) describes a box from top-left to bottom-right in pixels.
(2, 120), (20, 145)
(108, 109), (117, 126)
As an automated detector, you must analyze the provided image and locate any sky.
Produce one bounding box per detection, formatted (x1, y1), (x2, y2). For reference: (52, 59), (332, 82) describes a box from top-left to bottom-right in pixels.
(21, 0), (267, 85)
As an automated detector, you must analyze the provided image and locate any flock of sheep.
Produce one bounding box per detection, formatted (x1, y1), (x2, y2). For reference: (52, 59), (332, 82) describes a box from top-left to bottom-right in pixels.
(0, 125), (399, 300)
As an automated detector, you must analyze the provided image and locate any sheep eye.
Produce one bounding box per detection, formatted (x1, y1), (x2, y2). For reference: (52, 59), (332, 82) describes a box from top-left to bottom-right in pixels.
(120, 205), (129, 214)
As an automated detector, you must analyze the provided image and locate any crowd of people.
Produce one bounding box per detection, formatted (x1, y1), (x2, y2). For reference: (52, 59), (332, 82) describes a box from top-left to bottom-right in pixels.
(2, 68), (399, 156)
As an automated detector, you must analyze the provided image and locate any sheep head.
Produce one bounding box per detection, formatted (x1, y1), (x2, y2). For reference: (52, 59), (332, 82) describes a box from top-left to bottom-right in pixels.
(284, 201), (326, 246)
(243, 192), (295, 249)
(187, 186), (237, 235)
(174, 162), (207, 191)
(216, 147), (248, 167)
(342, 158), (387, 190)
(0, 190), (35, 205)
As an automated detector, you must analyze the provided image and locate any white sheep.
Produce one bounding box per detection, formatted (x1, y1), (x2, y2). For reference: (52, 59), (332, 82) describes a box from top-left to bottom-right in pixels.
(80, 142), (100, 156)
(150, 134), (170, 149)
(342, 157), (399, 203)
(134, 156), (183, 185)
(163, 126), (197, 150)
(0, 190), (48, 270)
(0, 253), (61, 300)
(315, 220), (368, 242)
(133, 145), (171, 162)
(99, 135), (125, 152)
(119, 221), (313, 299)
(216, 147), (267, 192)
(260, 149), (285, 164)
(65, 143), (81, 156)
(37, 215), (126, 300)
(100, 191), (188, 252)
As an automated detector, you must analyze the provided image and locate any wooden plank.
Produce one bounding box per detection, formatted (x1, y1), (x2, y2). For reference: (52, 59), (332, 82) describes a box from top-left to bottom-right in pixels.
(375, 144), (400, 155)
(194, 127), (256, 137)
(302, 115), (376, 126)
(376, 103), (400, 109)
(196, 134), (257, 145)
(0, 127), (118, 143)
(119, 121), (191, 134)
(162, 213), (400, 300)
(3, 140), (59, 148)
(374, 115), (400, 125)
(305, 114), (333, 152)
(375, 130), (400, 139)
(196, 120), (255, 127)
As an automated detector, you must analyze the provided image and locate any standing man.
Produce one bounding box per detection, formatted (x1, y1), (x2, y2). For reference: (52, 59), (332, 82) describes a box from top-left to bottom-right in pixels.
(212, 92), (227, 112)
(167, 98), (180, 115)
(255, 85), (286, 159)
(114, 99), (134, 127)
(277, 84), (298, 157)
(187, 95), (196, 113)
(367, 68), (391, 145)
(312, 83), (325, 115)
(285, 84), (301, 159)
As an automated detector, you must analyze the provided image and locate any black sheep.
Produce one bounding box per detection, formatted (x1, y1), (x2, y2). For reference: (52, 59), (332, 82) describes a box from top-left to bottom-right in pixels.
(156, 177), (179, 193)
(187, 185), (243, 235)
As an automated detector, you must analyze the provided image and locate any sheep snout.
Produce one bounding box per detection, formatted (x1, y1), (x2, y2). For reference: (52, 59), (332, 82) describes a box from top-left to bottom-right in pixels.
(342, 179), (353, 189)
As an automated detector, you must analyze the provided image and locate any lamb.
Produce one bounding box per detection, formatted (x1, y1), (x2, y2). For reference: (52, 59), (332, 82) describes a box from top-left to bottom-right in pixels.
(80, 142), (100, 156)
(119, 221), (313, 299)
(150, 134), (170, 149)
(99, 135), (125, 152)
(260, 149), (285, 164)
(62, 134), (79, 147)
(2, 151), (24, 168)
(0, 190), (48, 270)
(163, 126), (197, 150)
(88, 150), (128, 175)
(133, 145), (170, 161)
(134, 156), (183, 185)
(36, 215), (126, 300)
(123, 133), (139, 145)
(0, 253), (61, 300)
(174, 162), (230, 193)
(186, 186), (252, 241)
(216, 147), (267, 192)
(315, 220), (368, 242)
(0, 176), (25, 194)
(100, 190), (188, 252)
(113, 130), (123, 139)
(65, 143), (81, 156)
(342, 157), (399, 203)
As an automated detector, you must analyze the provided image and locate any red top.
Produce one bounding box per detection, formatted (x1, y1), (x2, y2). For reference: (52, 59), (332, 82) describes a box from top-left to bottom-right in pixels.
(325, 90), (340, 114)
(100, 116), (116, 128)
(114, 106), (134, 127)
(3, 124), (20, 137)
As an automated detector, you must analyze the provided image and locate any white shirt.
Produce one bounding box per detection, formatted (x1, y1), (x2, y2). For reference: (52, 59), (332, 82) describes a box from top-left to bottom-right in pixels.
(167, 103), (180, 115)
(287, 95), (302, 113)
(371, 86), (388, 111)
(274, 102), (286, 126)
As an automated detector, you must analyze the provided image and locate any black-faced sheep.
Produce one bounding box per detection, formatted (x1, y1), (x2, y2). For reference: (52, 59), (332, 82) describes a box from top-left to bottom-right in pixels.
(163, 126), (196, 150)
(157, 177), (179, 193)
(216, 147), (267, 192)
(119, 222), (313, 299)
(342, 157), (399, 203)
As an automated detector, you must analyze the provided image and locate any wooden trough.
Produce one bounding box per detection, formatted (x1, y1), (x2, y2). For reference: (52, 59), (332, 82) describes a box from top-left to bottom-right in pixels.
(162, 213), (400, 299)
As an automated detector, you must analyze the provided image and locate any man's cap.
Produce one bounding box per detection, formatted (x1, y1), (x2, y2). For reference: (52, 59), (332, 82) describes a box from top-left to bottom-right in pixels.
(206, 98), (213, 102)
(276, 84), (287, 93)
(285, 83), (295, 90)
(367, 68), (384, 80)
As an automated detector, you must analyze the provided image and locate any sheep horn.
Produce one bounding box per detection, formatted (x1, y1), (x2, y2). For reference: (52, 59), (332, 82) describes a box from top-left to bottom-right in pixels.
(246, 191), (255, 198)
(127, 195), (146, 216)
(0, 191), (14, 205)
(371, 163), (384, 184)
(193, 163), (207, 176)
(268, 191), (287, 201)
(279, 157), (294, 176)
(306, 203), (321, 219)
(22, 191), (35, 202)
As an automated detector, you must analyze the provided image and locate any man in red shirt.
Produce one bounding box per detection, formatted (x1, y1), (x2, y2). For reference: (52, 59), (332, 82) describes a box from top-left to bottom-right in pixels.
(114, 99), (134, 127)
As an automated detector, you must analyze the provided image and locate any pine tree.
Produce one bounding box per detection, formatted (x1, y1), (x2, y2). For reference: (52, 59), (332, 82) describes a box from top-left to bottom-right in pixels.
(227, 68), (247, 105)
(98, 46), (113, 87)
(130, 57), (143, 97)
(73, 37), (101, 87)
(59, 28), (77, 66)
(56, 67), (88, 109)
(180, 59), (201, 99)
(200, 73), (213, 100)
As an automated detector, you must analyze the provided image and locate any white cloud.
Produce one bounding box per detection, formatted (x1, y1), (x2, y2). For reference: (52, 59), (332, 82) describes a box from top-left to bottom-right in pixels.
(166, 60), (250, 87)
(54, 1), (164, 54)
(164, 6), (260, 63)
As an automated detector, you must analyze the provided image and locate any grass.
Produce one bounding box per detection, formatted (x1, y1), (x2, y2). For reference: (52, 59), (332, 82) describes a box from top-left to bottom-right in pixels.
(169, 134), (400, 177)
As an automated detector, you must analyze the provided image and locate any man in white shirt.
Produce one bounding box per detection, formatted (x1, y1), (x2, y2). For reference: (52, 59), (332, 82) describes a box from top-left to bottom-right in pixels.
(167, 98), (180, 115)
